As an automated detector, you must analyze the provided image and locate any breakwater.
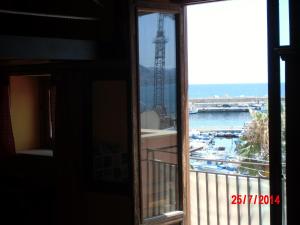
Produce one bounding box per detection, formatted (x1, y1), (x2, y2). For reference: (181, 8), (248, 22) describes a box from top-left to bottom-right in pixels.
(188, 97), (277, 113)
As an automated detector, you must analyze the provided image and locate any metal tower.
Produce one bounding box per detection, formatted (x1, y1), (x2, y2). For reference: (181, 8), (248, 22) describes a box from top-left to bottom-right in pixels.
(153, 13), (167, 116)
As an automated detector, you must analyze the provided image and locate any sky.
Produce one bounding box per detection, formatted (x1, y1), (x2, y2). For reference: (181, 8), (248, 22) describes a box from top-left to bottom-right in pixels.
(138, 13), (176, 69)
(187, 0), (269, 84)
(138, 0), (289, 85)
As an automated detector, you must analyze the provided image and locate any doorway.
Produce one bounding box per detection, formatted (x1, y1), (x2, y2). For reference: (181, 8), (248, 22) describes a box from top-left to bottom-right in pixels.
(186, 1), (286, 225)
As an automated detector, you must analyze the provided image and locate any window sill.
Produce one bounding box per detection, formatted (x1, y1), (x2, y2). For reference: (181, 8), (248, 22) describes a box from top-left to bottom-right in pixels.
(142, 211), (184, 225)
(17, 149), (53, 157)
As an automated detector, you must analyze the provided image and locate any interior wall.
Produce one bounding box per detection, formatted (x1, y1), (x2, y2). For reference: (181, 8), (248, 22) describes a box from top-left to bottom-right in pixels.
(85, 193), (132, 225)
(53, 74), (132, 225)
(92, 80), (128, 151)
(91, 80), (131, 224)
(10, 76), (41, 151)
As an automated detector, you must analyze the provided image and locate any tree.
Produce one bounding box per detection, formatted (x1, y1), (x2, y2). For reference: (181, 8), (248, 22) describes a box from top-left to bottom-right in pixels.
(237, 110), (269, 176)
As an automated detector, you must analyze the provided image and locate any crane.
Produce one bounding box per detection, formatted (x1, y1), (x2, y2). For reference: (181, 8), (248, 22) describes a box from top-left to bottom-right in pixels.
(153, 13), (168, 116)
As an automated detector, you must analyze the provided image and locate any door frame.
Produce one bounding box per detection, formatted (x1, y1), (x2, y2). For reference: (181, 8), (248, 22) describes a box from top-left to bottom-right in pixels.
(130, 1), (288, 225)
(184, 0), (286, 225)
(180, 2), (284, 225)
(130, 2), (190, 225)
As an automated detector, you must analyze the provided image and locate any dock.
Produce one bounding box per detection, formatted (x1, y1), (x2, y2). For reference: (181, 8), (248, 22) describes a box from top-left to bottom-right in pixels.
(189, 96), (269, 104)
(190, 127), (243, 132)
(189, 96), (275, 114)
(194, 106), (249, 113)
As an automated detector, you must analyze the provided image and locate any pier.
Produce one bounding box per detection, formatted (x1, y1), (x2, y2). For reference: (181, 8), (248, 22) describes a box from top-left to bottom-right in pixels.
(189, 96), (269, 104)
(189, 96), (278, 113)
(190, 127), (243, 132)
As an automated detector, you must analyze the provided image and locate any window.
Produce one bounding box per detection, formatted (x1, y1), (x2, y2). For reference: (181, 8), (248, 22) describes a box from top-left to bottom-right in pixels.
(132, 1), (288, 225)
(137, 10), (182, 220)
(10, 74), (54, 157)
(279, 0), (290, 224)
(133, 4), (188, 224)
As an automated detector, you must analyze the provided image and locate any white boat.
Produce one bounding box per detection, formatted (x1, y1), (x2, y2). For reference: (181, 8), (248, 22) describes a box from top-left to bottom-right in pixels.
(190, 140), (208, 151)
(189, 109), (198, 114)
(189, 104), (198, 114)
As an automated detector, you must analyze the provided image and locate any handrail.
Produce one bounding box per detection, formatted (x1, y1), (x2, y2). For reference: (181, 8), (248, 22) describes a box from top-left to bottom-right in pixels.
(146, 145), (177, 153)
(189, 169), (268, 179)
(190, 156), (270, 166)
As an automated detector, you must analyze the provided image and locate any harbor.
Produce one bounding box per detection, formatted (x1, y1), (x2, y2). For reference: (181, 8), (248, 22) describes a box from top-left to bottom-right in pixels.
(189, 96), (269, 114)
(188, 97), (258, 175)
(189, 127), (245, 171)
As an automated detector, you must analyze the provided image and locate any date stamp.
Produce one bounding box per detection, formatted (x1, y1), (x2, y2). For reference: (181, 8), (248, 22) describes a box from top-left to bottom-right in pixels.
(231, 195), (280, 205)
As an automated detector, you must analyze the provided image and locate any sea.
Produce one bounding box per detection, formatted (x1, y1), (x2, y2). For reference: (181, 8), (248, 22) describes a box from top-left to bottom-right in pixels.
(188, 83), (284, 130)
(188, 83), (284, 166)
(140, 82), (284, 172)
(189, 83), (270, 99)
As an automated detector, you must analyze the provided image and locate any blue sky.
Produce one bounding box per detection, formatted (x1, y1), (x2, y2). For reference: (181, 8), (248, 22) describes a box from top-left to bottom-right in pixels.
(138, 0), (289, 85)
(187, 0), (289, 84)
(187, 0), (268, 84)
(138, 13), (176, 69)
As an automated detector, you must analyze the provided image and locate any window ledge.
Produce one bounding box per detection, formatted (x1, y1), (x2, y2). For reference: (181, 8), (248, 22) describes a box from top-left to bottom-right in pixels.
(142, 211), (184, 225)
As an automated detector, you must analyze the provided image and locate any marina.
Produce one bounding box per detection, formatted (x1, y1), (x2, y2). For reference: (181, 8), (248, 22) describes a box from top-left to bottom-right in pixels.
(188, 94), (273, 175)
(189, 126), (246, 174)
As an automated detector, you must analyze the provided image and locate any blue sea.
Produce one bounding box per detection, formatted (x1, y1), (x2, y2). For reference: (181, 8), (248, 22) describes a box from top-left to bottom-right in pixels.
(188, 83), (285, 130)
(189, 112), (251, 129)
(187, 83), (287, 172)
(189, 83), (285, 99)
(188, 83), (270, 162)
(140, 83), (285, 128)
(140, 83), (283, 158)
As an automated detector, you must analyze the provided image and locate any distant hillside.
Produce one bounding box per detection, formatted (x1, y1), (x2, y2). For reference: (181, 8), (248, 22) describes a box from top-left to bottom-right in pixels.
(139, 65), (176, 86)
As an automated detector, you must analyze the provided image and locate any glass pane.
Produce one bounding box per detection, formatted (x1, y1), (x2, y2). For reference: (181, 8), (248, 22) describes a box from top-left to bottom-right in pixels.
(138, 12), (179, 219)
(279, 0), (290, 46)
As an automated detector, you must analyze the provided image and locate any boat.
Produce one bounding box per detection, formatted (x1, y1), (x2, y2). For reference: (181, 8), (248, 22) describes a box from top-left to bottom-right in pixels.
(190, 140), (208, 152)
(215, 146), (225, 151)
(189, 104), (198, 114)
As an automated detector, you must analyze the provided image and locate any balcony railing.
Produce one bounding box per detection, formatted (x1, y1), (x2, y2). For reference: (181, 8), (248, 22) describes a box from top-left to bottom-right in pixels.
(143, 147), (286, 225)
(190, 159), (287, 225)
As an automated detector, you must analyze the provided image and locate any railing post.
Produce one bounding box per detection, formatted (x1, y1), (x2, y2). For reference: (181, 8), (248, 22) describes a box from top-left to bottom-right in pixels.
(258, 177), (262, 225)
(236, 176), (241, 225)
(226, 174), (230, 225)
(247, 176), (251, 225)
(206, 172), (210, 225)
(196, 172), (200, 225)
(147, 149), (150, 217)
(215, 174), (220, 225)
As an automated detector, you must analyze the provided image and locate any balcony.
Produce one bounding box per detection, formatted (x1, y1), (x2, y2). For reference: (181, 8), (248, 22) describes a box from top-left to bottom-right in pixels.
(191, 169), (285, 225)
(141, 149), (286, 225)
(190, 157), (286, 225)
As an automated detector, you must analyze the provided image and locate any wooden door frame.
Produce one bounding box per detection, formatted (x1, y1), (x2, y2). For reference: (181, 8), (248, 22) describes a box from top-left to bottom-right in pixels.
(130, 2), (189, 224)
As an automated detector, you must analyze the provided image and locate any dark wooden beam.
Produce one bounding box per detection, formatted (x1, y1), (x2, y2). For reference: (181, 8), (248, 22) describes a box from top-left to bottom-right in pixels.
(0, 35), (102, 60)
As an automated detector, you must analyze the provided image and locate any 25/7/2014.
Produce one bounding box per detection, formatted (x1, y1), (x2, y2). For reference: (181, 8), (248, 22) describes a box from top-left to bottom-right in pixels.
(231, 195), (280, 205)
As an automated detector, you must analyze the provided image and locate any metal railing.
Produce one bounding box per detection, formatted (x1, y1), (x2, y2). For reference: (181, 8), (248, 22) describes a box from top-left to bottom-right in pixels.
(141, 147), (179, 219)
(142, 146), (287, 225)
(190, 159), (287, 225)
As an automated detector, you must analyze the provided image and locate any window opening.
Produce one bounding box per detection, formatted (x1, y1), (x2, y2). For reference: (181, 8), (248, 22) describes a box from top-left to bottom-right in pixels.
(186, 1), (277, 224)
